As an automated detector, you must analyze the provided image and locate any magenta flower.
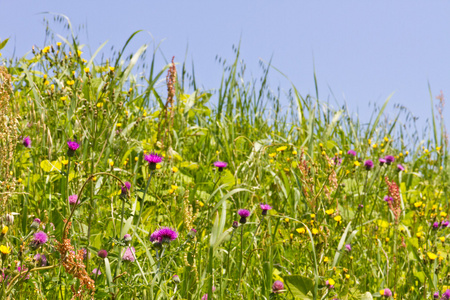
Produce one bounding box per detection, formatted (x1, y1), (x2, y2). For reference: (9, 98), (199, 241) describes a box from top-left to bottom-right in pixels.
(150, 227), (178, 244)
(173, 274), (181, 283)
(68, 194), (79, 206)
(23, 136), (31, 148)
(92, 268), (101, 275)
(442, 289), (450, 300)
(67, 140), (80, 157)
(382, 288), (392, 297)
(98, 249), (108, 259)
(122, 246), (136, 262)
(345, 244), (351, 252)
(238, 209), (251, 224)
(124, 234), (132, 243)
(379, 158), (387, 166)
(347, 150), (356, 156)
(433, 222), (440, 229)
(384, 196), (393, 202)
(30, 218), (41, 229)
(434, 292), (440, 299)
(384, 155), (395, 164)
(30, 231), (48, 249)
(442, 221), (449, 228)
(364, 160), (374, 170)
(17, 266), (30, 280)
(260, 203), (272, 216)
(121, 181), (131, 194)
(214, 161), (228, 172)
(34, 253), (47, 266)
(397, 164), (405, 171)
(144, 153), (163, 170)
(272, 280), (284, 293)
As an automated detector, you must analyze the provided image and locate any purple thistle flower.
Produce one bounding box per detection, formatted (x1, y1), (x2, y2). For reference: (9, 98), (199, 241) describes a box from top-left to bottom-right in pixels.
(345, 244), (351, 252)
(379, 158), (387, 166)
(260, 203), (272, 216)
(384, 196), (393, 202)
(173, 274), (181, 283)
(272, 280), (284, 293)
(434, 292), (440, 299)
(68, 194), (79, 206)
(188, 228), (197, 238)
(31, 218), (41, 230)
(238, 209), (251, 224)
(397, 164), (405, 171)
(364, 160), (374, 170)
(30, 231), (48, 249)
(442, 289), (450, 300)
(23, 136), (31, 148)
(98, 249), (108, 259)
(232, 221), (239, 228)
(442, 221), (449, 228)
(347, 150), (356, 156)
(384, 155), (395, 165)
(433, 222), (440, 229)
(122, 246), (135, 262)
(17, 266), (30, 280)
(121, 181), (131, 194)
(214, 161), (228, 172)
(34, 253), (47, 267)
(149, 227), (178, 244)
(92, 268), (101, 275)
(144, 153), (163, 170)
(67, 140), (80, 157)
(383, 288), (392, 297)
(34, 218), (41, 224)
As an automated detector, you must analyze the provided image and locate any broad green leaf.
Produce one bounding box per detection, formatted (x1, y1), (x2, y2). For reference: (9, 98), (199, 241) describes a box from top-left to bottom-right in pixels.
(284, 275), (314, 299)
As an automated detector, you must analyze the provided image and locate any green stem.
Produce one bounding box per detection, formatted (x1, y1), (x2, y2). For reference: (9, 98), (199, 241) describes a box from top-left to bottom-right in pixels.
(238, 225), (244, 291)
(133, 170), (153, 235)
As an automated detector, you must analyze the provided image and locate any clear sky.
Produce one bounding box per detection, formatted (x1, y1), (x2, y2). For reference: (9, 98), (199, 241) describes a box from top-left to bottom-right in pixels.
(1, 1), (449, 134)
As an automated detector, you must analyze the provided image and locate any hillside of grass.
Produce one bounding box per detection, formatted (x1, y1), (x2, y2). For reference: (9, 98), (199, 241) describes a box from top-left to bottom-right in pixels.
(0, 28), (449, 300)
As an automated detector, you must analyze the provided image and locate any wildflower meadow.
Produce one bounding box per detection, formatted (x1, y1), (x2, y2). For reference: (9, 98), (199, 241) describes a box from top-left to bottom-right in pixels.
(0, 22), (449, 300)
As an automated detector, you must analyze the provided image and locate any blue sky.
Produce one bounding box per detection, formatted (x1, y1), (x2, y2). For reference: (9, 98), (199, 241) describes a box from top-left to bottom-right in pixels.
(1, 1), (449, 135)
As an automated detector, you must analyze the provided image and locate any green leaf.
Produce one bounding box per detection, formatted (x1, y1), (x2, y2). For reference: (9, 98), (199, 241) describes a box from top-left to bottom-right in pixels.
(284, 275), (314, 299)
(0, 38), (9, 50)
(40, 160), (62, 172)
(361, 292), (373, 300)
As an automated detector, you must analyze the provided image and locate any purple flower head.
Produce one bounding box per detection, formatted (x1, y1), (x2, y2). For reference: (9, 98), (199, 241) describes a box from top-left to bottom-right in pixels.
(121, 181), (131, 195)
(442, 221), (449, 228)
(358, 204), (364, 209)
(144, 153), (163, 170)
(123, 234), (132, 243)
(238, 209), (251, 224)
(173, 274), (181, 283)
(232, 221), (239, 228)
(30, 231), (48, 249)
(433, 222), (440, 229)
(81, 248), (89, 260)
(150, 227), (178, 244)
(382, 288), (392, 297)
(214, 161), (228, 172)
(364, 160), (374, 170)
(34, 253), (47, 267)
(434, 292), (440, 299)
(260, 203), (272, 216)
(67, 140), (80, 157)
(201, 294), (208, 300)
(23, 136), (31, 148)
(92, 268), (101, 275)
(272, 280), (284, 294)
(98, 249), (108, 259)
(122, 246), (135, 262)
(333, 156), (342, 166)
(68, 194), (79, 206)
(34, 218), (41, 224)
(17, 266), (30, 280)
(397, 164), (405, 171)
(384, 155), (395, 164)
(188, 228), (197, 238)
(442, 289), (450, 300)
(347, 150), (356, 156)
(384, 196), (393, 202)
(379, 158), (387, 166)
(345, 244), (351, 252)
(30, 218), (41, 230)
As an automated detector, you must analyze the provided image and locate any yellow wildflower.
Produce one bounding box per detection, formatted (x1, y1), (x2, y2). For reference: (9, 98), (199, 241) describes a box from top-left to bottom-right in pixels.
(323, 256), (329, 262)
(354, 161), (360, 167)
(311, 228), (319, 235)
(325, 209), (334, 215)
(292, 150), (297, 155)
(269, 153), (276, 158)
(109, 66), (115, 72)
(172, 166), (178, 173)
(441, 212), (447, 217)
(97, 102), (104, 108)
(135, 157), (138, 162)
(327, 279), (335, 285)
(372, 144), (377, 149)
(0, 245), (11, 255)
(310, 214), (315, 219)
(296, 228), (305, 234)
(109, 160), (114, 167)
(334, 215), (342, 222)
(345, 274), (350, 279)
(2, 226), (8, 235)
(57, 42), (62, 47)
(84, 67), (90, 73)
(61, 96), (67, 102)
(414, 201), (422, 208)
(77, 50), (82, 57)
(62, 159), (68, 165)
(198, 201), (204, 207)
(156, 164), (162, 169)
(384, 137), (389, 142)
(116, 123), (122, 128)
(380, 290), (385, 296)
(66, 80), (75, 86)
(427, 252), (437, 260)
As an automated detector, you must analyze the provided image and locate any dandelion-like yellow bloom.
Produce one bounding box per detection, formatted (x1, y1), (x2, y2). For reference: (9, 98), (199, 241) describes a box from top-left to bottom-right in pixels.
(334, 215), (342, 222)
(414, 201), (422, 208)
(116, 123), (122, 128)
(323, 256), (328, 262)
(354, 161), (360, 167)
(311, 228), (319, 235)
(97, 102), (104, 108)
(325, 209), (334, 215)
(56, 42), (62, 47)
(2, 226), (8, 235)
(269, 153), (276, 158)
(292, 150), (297, 155)
(327, 279), (335, 285)
(156, 164), (162, 169)
(61, 96), (67, 102)
(0, 245), (11, 255)
(277, 146), (287, 152)
(310, 214), (315, 219)
(441, 212), (447, 217)
(84, 67), (90, 73)
(109, 66), (115, 72)
(77, 50), (83, 57)
(427, 252), (437, 260)
(66, 80), (75, 86)
(296, 228), (305, 234)
(172, 166), (178, 173)
(384, 137), (389, 142)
